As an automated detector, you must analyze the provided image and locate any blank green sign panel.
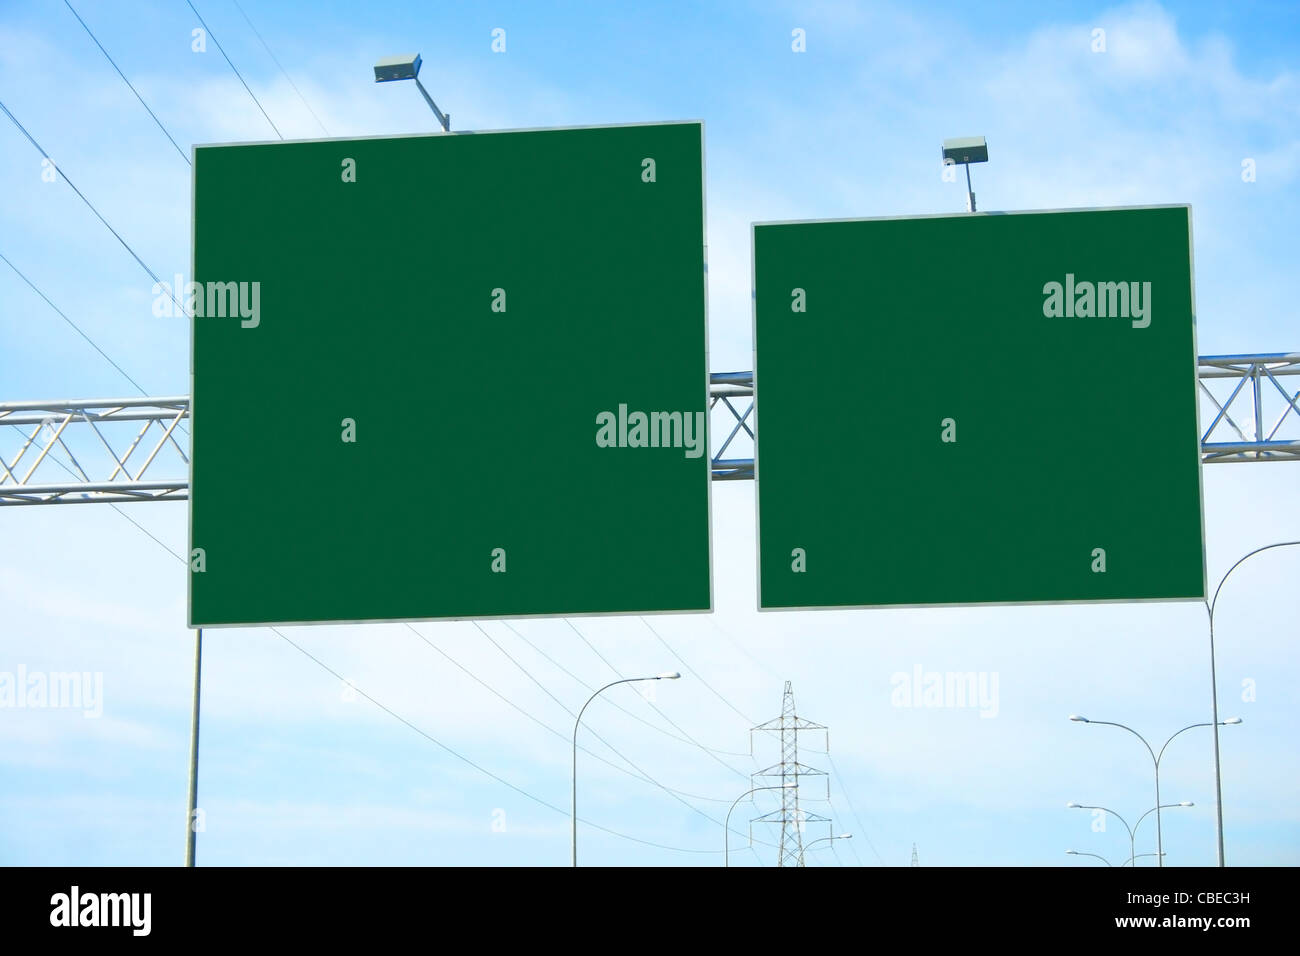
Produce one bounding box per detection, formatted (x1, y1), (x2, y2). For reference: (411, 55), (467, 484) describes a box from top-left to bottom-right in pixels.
(754, 206), (1204, 609)
(191, 122), (710, 627)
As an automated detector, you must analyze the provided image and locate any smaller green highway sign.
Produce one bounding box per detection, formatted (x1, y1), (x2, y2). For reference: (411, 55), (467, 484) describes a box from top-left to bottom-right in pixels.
(189, 121), (711, 627)
(753, 205), (1205, 610)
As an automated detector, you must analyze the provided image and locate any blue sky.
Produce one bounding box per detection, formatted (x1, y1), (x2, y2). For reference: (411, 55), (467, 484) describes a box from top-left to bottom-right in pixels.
(1, 0), (1298, 866)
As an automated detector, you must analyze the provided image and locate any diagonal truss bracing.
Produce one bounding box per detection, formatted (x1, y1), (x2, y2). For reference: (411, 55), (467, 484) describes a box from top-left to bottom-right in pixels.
(0, 397), (189, 505)
(1198, 353), (1300, 463)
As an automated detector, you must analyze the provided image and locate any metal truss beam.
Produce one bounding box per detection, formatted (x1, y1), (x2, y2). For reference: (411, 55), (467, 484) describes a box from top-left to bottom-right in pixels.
(0, 397), (189, 505)
(709, 371), (755, 481)
(1198, 353), (1300, 462)
(2, 354), (1295, 505)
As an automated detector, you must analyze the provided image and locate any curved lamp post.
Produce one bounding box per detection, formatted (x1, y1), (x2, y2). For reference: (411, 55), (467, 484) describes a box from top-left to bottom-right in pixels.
(1206, 541), (1298, 865)
(1067, 800), (1193, 866)
(1065, 849), (1112, 866)
(572, 672), (680, 866)
(798, 833), (852, 866)
(1069, 716), (1238, 865)
(725, 783), (794, 867)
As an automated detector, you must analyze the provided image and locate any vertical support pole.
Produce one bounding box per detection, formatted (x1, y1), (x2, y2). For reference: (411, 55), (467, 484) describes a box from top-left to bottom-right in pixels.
(577, 717), (582, 868)
(185, 627), (203, 867)
(1208, 613), (1226, 866)
(1153, 763), (1163, 866)
(965, 163), (976, 212)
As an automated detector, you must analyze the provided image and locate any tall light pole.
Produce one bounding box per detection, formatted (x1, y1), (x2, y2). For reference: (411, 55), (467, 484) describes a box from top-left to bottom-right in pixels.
(798, 832), (851, 866)
(572, 672), (680, 867)
(184, 627), (202, 867)
(1068, 801), (1193, 866)
(724, 783), (793, 866)
(1132, 801), (1193, 865)
(1206, 541), (1299, 865)
(1070, 715), (1238, 865)
(373, 53), (451, 131)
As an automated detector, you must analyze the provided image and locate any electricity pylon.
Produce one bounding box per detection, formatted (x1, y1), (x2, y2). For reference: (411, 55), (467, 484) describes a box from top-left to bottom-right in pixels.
(911, 843), (919, 867)
(752, 681), (829, 867)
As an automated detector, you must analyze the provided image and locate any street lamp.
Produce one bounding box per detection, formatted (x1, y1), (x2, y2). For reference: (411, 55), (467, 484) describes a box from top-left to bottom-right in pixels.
(1067, 801), (1193, 866)
(1069, 715), (1238, 865)
(1065, 849), (1112, 866)
(1124, 853), (1167, 866)
(1206, 541), (1299, 865)
(571, 672), (679, 866)
(373, 53), (451, 131)
(799, 832), (852, 866)
(941, 135), (987, 212)
(725, 783), (795, 867)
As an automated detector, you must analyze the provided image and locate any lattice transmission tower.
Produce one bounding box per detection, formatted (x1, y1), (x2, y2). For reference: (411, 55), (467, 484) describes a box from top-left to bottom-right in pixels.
(751, 681), (830, 866)
(911, 843), (919, 867)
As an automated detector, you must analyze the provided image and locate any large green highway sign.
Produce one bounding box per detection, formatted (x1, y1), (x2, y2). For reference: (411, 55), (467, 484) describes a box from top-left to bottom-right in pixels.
(754, 206), (1204, 610)
(190, 122), (711, 627)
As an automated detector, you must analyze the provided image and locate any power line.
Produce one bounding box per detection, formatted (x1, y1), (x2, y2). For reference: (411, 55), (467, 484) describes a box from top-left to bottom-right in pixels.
(15, 6), (873, 860)
(185, 0), (282, 139)
(699, 616), (885, 867)
(16, 438), (729, 855)
(472, 620), (577, 718)
(0, 251), (189, 442)
(0, 106), (192, 435)
(25, 438), (722, 858)
(62, 0), (190, 164)
(680, 625), (886, 866)
(465, 621), (771, 822)
(826, 796), (865, 866)
(564, 617), (755, 778)
(401, 618), (779, 845)
(1, 250), (151, 396)
(0, 98), (183, 313)
(479, 620), (747, 790)
(12, 398), (756, 858)
(402, 620), (734, 806)
(27, 428), (794, 861)
(477, 620), (740, 800)
(272, 625), (720, 855)
(708, 616), (782, 683)
(230, 0), (330, 136)
(827, 752), (886, 865)
(639, 616), (758, 726)
(108, 503), (182, 559)
(752, 680), (828, 866)
(501, 619), (753, 758)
